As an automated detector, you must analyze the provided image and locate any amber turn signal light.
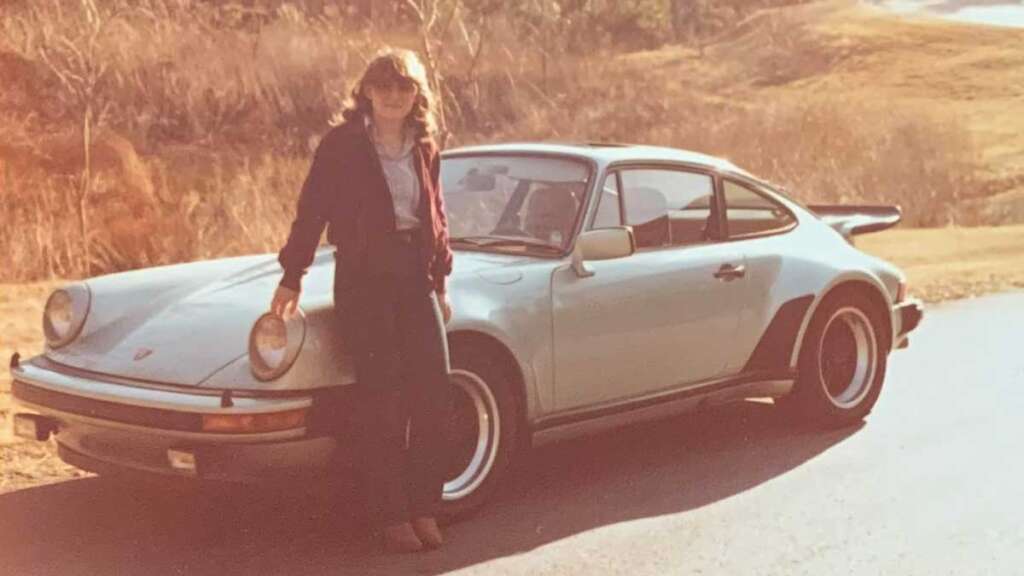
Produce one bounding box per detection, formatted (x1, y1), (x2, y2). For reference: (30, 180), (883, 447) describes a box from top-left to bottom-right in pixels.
(201, 409), (307, 433)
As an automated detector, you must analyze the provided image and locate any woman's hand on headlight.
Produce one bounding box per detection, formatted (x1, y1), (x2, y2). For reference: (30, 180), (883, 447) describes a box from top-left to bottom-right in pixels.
(271, 285), (300, 319)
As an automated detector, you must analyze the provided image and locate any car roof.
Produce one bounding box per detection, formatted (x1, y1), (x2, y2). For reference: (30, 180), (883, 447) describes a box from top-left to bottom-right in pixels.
(442, 141), (752, 176)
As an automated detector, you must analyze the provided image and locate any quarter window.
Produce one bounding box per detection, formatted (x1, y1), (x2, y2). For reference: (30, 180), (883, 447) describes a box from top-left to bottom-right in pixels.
(723, 179), (795, 237)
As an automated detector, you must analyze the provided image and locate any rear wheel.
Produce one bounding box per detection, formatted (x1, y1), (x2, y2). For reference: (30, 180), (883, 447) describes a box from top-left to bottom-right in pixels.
(780, 291), (888, 428)
(439, 343), (521, 520)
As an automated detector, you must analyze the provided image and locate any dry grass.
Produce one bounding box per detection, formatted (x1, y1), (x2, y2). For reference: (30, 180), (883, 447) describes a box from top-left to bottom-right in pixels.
(1, 280), (61, 381)
(806, 3), (1024, 176)
(490, 76), (982, 227)
(0, 146), (309, 282)
(0, 0), (376, 281)
(859, 225), (1024, 302)
(0, 280), (89, 492)
(607, 0), (1024, 218)
(1, 280), (61, 449)
(0, 440), (89, 493)
(2, 1), (1022, 282)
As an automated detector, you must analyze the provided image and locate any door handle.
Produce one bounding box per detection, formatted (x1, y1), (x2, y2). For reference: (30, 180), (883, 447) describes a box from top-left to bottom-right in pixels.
(713, 263), (746, 280)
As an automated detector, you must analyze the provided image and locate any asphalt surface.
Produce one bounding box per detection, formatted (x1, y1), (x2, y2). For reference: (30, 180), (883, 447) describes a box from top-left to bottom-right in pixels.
(872, 0), (1024, 27)
(1, 292), (1022, 575)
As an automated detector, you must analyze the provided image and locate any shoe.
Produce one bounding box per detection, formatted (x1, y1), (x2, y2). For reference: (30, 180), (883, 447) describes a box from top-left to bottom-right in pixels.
(381, 522), (424, 553)
(412, 516), (444, 549)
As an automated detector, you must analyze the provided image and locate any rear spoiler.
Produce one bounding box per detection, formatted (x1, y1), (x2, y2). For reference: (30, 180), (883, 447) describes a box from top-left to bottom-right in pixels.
(807, 204), (902, 238)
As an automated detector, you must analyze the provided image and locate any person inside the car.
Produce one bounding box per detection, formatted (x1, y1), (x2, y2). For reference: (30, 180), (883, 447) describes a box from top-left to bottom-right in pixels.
(523, 185), (579, 246)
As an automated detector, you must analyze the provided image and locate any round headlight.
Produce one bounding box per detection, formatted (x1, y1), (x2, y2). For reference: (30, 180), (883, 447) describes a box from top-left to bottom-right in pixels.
(43, 284), (91, 348)
(249, 311), (305, 381)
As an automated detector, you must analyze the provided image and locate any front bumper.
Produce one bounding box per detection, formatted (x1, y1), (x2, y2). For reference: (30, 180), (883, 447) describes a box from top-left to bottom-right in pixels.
(892, 298), (924, 349)
(10, 358), (349, 483)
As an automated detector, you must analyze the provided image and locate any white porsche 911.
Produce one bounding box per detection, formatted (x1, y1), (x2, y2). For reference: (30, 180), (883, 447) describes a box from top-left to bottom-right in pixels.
(10, 142), (923, 517)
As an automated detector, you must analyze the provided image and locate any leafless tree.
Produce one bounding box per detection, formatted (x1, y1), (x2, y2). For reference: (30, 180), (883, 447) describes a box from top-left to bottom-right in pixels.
(403, 0), (462, 147)
(33, 0), (126, 275)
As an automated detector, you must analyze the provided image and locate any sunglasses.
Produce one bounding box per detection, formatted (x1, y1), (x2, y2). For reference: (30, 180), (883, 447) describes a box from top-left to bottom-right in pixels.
(370, 77), (418, 95)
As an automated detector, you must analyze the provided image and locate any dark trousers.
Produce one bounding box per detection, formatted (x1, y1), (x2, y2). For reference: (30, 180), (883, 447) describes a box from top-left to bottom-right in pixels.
(336, 235), (453, 528)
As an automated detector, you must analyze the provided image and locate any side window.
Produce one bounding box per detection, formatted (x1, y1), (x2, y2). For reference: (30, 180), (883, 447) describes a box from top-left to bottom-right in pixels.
(592, 172), (622, 229)
(619, 169), (715, 249)
(723, 179), (795, 237)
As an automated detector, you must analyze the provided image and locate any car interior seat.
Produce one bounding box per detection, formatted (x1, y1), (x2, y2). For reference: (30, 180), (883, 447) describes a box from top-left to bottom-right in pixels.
(625, 186), (670, 248)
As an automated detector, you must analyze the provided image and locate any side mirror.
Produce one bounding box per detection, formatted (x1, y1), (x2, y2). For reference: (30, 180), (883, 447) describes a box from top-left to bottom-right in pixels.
(571, 227), (635, 278)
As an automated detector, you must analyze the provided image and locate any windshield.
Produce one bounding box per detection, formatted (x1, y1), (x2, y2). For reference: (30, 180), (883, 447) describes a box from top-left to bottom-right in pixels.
(441, 154), (591, 252)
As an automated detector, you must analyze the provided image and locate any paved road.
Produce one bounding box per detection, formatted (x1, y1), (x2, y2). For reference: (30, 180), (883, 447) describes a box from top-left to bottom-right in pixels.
(2, 293), (1022, 575)
(872, 0), (1024, 27)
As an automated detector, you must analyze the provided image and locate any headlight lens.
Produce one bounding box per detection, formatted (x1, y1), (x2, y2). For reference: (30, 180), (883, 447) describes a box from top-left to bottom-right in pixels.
(254, 315), (287, 370)
(43, 284), (91, 348)
(249, 311), (305, 381)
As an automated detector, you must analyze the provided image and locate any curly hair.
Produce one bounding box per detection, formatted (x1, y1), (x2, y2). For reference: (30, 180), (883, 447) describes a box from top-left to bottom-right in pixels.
(332, 48), (438, 141)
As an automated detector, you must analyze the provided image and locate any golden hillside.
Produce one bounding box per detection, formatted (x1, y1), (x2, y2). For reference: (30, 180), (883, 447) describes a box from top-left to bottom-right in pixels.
(619, 1), (1024, 214)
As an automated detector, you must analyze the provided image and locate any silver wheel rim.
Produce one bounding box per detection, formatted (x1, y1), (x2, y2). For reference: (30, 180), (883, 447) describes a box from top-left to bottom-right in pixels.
(818, 306), (878, 409)
(443, 368), (501, 501)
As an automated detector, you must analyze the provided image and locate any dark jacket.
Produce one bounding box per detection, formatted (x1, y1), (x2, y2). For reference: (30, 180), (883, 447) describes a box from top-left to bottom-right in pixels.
(277, 115), (453, 294)
(277, 116), (453, 390)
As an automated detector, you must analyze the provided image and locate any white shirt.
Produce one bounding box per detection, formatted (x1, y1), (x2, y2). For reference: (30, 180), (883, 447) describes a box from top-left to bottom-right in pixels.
(367, 118), (421, 230)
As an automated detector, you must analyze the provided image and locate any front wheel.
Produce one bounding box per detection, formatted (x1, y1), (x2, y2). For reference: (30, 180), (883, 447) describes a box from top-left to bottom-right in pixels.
(780, 291), (888, 428)
(439, 344), (521, 520)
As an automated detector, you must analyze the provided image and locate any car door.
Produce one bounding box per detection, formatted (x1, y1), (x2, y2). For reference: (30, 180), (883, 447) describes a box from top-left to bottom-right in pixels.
(551, 167), (748, 412)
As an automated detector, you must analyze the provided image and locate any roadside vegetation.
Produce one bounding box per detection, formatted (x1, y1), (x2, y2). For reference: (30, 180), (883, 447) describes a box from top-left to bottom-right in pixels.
(3, 0), (1022, 283)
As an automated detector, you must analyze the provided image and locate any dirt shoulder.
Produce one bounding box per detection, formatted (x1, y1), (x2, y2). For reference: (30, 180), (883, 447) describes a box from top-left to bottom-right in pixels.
(858, 225), (1024, 302)
(0, 280), (82, 492)
(3, 225), (1023, 491)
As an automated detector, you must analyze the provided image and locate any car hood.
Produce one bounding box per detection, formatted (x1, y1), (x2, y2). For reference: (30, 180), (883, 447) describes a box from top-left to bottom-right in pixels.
(44, 248), (534, 387)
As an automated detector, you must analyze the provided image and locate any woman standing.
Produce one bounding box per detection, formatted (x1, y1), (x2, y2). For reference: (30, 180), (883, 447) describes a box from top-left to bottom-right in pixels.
(270, 49), (454, 553)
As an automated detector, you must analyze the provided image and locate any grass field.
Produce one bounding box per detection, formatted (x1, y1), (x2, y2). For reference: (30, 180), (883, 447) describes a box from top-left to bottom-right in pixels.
(3, 1), (1024, 282)
(858, 225), (1024, 301)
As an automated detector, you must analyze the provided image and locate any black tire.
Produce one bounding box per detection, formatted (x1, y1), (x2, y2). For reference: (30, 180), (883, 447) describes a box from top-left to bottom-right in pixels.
(780, 290), (888, 428)
(438, 343), (522, 521)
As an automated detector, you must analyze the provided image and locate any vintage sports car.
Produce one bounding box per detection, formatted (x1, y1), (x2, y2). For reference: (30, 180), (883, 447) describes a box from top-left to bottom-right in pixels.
(10, 143), (923, 517)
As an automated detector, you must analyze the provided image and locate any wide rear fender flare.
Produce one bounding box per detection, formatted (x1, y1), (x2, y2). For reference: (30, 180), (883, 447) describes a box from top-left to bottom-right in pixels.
(789, 272), (894, 369)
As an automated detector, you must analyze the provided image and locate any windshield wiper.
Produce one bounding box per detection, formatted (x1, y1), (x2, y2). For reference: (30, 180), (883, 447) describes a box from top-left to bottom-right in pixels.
(450, 235), (563, 253)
